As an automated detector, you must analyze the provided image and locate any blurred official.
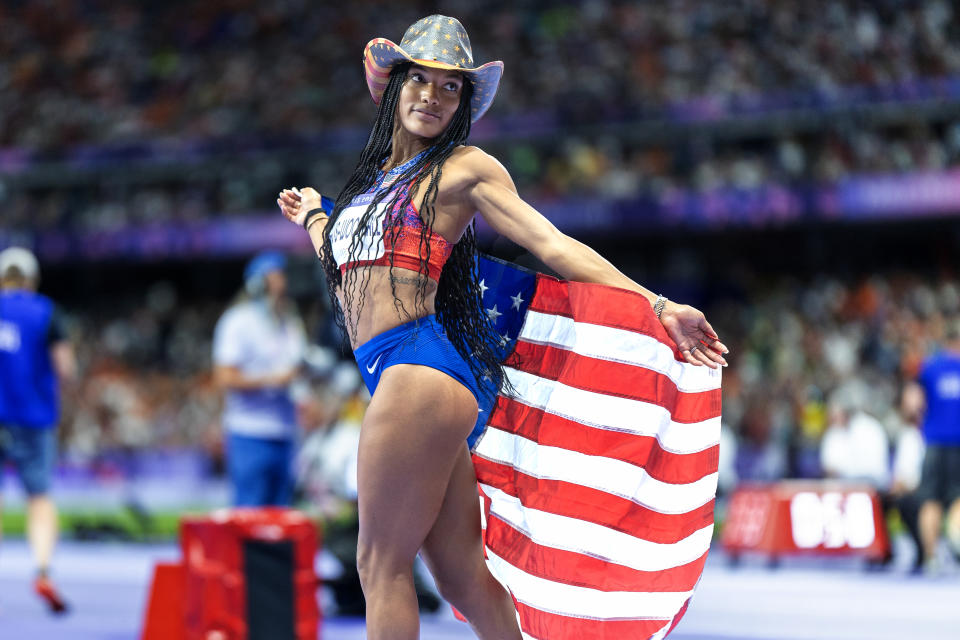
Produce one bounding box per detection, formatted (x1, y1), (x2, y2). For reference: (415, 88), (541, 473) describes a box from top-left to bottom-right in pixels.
(212, 251), (306, 506)
(0, 247), (76, 613)
(907, 319), (960, 573)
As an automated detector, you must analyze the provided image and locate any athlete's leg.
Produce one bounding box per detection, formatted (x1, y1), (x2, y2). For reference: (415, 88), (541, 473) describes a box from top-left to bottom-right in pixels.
(355, 364), (479, 640)
(421, 444), (522, 639)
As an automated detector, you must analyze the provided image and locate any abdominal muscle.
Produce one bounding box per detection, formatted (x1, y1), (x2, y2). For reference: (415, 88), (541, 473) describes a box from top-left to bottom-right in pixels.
(337, 264), (440, 349)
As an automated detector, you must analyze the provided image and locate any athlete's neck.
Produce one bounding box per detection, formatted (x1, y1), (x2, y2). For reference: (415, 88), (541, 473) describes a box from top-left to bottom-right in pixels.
(383, 125), (435, 173)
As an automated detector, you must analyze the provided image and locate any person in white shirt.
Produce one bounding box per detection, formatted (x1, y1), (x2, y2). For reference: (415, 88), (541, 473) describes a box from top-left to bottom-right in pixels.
(820, 393), (890, 489)
(212, 251), (307, 506)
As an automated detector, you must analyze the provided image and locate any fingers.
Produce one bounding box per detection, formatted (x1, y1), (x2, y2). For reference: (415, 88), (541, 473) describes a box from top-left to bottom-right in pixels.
(698, 341), (728, 367)
(277, 188), (302, 222)
(705, 337), (730, 357)
(680, 347), (708, 368)
(681, 343), (727, 369)
(697, 317), (729, 363)
(279, 188), (301, 207)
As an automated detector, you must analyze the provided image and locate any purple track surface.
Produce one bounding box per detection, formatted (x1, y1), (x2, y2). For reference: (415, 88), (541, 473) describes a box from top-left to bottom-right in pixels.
(0, 540), (958, 639)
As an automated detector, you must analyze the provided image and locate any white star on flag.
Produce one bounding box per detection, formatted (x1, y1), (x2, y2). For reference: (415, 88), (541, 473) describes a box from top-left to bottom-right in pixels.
(486, 304), (502, 322)
(479, 279), (488, 296)
(510, 291), (525, 310)
(499, 331), (511, 346)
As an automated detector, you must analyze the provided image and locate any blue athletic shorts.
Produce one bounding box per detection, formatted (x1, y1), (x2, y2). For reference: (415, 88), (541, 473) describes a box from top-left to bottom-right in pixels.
(0, 424), (57, 496)
(353, 315), (481, 403)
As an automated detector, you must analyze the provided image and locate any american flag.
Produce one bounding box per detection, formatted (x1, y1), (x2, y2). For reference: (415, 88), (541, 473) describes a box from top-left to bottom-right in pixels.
(469, 255), (722, 640)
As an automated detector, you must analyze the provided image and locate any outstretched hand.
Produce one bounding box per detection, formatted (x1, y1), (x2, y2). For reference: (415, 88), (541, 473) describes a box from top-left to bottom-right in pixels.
(659, 301), (728, 369)
(277, 187), (305, 226)
(277, 187), (327, 228)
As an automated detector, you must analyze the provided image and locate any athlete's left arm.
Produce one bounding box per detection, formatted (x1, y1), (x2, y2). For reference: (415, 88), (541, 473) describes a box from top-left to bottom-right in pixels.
(461, 148), (728, 367)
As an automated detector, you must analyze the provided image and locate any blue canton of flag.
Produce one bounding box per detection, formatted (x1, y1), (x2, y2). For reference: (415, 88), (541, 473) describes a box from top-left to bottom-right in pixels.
(466, 254), (536, 449)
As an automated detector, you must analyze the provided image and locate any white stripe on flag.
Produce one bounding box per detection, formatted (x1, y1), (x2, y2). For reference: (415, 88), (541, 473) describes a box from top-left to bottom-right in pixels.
(476, 429), (719, 514)
(520, 311), (721, 393)
(480, 483), (715, 572)
(485, 549), (696, 620)
(504, 368), (722, 454)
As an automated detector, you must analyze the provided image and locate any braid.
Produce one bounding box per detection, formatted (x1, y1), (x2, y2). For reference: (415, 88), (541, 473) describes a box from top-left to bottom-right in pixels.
(321, 63), (506, 397)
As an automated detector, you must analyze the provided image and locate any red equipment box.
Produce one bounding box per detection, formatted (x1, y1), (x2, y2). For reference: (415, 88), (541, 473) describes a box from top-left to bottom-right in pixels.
(721, 481), (890, 560)
(142, 507), (320, 640)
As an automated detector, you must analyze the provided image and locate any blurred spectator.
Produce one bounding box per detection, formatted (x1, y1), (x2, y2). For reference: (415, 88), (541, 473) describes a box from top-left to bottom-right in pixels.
(819, 390), (890, 489)
(0, 246), (75, 614)
(212, 251), (307, 506)
(906, 317), (960, 573)
(295, 369), (363, 518)
(892, 385), (927, 571)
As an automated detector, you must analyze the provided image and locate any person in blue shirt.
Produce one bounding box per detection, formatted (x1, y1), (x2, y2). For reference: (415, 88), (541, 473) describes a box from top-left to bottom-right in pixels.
(0, 247), (76, 613)
(907, 319), (960, 573)
(212, 251), (307, 507)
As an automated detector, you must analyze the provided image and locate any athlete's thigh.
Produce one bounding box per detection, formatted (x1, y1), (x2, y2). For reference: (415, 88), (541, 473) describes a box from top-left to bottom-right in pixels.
(357, 364), (479, 560)
(419, 442), (486, 585)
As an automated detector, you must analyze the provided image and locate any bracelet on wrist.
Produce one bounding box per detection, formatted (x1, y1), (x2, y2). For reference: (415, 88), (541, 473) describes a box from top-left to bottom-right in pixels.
(302, 208), (328, 230)
(653, 294), (668, 319)
(301, 194), (335, 230)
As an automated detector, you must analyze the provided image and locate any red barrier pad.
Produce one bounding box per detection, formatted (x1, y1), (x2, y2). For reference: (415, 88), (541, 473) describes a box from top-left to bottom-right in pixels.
(142, 562), (186, 640)
(180, 508), (320, 640)
(722, 481), (890, 560)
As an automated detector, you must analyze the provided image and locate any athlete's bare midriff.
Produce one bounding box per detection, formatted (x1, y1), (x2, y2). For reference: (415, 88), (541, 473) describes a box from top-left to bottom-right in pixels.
(337, 264), (440, 348)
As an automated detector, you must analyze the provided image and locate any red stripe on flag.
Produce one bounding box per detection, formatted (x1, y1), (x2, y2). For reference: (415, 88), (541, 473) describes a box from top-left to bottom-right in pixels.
(666, 596), (692, 636)
(488, 397), (719, 484)
(485, 516), (709, 593)
(514, 600), (670, 640)
(528, 277), (697, 360)
(473, 457), (715, 544)
(507, 341), (721, 423)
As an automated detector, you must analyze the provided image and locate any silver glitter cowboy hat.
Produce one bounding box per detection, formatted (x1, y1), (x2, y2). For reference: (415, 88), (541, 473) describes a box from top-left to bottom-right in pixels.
(363, 15), (503, 123)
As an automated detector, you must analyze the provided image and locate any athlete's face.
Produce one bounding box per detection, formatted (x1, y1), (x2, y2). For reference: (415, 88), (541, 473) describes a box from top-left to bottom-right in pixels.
(396, 65), (465, 138)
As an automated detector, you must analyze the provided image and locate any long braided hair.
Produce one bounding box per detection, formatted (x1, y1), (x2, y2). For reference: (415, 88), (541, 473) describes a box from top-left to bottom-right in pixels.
(321, 62), (506, 397)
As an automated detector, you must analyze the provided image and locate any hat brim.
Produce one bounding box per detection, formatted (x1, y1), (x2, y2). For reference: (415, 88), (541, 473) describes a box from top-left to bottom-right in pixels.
(364, 38), (503, 123)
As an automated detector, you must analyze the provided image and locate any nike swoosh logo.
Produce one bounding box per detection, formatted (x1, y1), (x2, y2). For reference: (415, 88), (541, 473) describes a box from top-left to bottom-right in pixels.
(366, 354), (383, 374)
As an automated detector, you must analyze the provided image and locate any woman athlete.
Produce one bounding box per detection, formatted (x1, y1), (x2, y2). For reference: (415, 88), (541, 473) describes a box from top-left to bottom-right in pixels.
(277, 15), (728, 640)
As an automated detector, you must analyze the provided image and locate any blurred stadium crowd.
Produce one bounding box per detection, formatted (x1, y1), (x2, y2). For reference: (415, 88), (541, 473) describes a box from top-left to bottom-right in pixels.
(49, 264), (954, 489)
(3, 0), (959, 144)
(1, 0), (959, 515)
(2, 0), (960, 231)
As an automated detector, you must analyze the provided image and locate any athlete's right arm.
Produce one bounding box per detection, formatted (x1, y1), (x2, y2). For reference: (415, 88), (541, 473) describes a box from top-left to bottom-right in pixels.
(278, 187), (329, 262)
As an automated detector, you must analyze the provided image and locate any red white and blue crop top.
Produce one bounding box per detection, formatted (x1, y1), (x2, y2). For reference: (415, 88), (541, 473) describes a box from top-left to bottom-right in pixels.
(329, 153), (454, 282)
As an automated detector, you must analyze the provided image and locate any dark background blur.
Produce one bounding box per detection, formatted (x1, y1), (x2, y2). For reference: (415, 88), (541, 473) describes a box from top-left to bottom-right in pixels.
(2, 0), (959, 532)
